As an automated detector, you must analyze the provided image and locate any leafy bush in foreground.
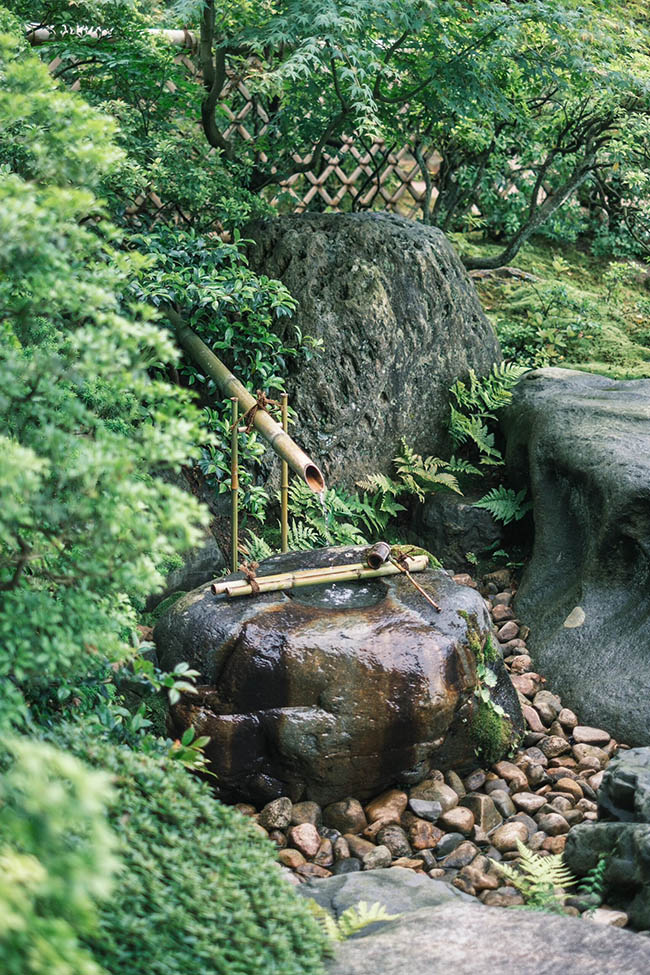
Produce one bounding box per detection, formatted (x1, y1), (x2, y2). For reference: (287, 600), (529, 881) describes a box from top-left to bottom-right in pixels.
(52, 728), (327, 975)
(0, 738), (118, 975)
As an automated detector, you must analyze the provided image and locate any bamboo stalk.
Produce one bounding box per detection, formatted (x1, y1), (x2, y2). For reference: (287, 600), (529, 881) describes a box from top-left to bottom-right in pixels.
(211, 556), (429, 599)
(280, 392), (289, 553)
(230, 398), (239, 574)
(166, 310), (325, 493)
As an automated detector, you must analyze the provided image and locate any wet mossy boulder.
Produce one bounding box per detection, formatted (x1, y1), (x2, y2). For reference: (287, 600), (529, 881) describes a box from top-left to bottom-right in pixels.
(154, 546), (522, 805)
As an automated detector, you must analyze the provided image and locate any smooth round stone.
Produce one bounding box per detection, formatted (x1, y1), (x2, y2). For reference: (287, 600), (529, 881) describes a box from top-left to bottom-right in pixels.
(559, 708), (579, 731)
(258, 796), (293, 831)
(279, 847), (306, 870)
(323, 797), (368, 834)
(573, 726), (611, 746)
(332, 857), (362, 875)
(490, 790), (516, 819)
(438, 806), (475, 837)
(464, 768), (487, 792)
(513, 792), (547, 815)
(410, 780), (459, 813)
(536, 812), (570, 836)
(288, 823), (321, 858)
(291, 800), (322, 827)
(541, 736), (571, 758)
(439, 840), (479, 869)
(365, 789), (408, 824)
(490, 821), (529, 853)
(362, 845), (392, 870)
(376, 824), (412, 859)
(408, 798), (443, 822)
(435, 832), (466, 859)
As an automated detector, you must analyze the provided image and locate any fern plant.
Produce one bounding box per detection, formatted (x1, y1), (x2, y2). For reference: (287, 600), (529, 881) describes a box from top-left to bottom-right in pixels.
(493, 840), (577, 912)
(576, 854), (608, 908)
(359, 439), (460, 504)
(241, 531), (274, 562)
(286, 481), (394, 548)
(449, 362), (527, 466)
(473, 485), (532, 525)
(306, 899), (399, 946)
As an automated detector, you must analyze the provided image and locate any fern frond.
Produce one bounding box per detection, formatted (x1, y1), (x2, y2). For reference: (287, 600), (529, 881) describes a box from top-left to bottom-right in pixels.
(356, 473), (402, 498)
(286, 519), (319, 551)
(304, 899), (343, 944)
(473, 486), (532, 525)
(336, 901), (400, 938)
(241, 531), (274, 563)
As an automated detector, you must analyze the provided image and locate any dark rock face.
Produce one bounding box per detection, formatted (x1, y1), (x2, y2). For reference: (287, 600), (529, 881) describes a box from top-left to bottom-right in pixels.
(154, 546), (522, 805)
(247, 213), (500, 487)
(503, 367), (650, 745)
(565, 748), (650, 929)
(299, 868), (650, 975)
(412, 492), (502, 572)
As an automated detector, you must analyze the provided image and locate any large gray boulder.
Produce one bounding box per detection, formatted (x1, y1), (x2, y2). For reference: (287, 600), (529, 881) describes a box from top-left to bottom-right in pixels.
(154, 546), (522, 805)
(297, 868), (650, 975)
(247, 212), (500, 487)
(503, 368), (650, 745)
(565, 747), (650, 930)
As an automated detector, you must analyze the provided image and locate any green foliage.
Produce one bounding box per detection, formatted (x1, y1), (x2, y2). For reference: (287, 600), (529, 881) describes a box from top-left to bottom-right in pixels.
(471, 699), (512, 767)
(467, 237), (650, 379)
(359, 439), (459, 515)
(0, 28), (208, 728)
(576, 854), (609, 907)
(492, 280), (603, 367)
(306, 899), (399, 945)
(0, 737), (118, 975)
(461, 611), (516, 764)
(286, 481), (390, 548)
(50, 727), (328, 975)
(474, 486), (532, 526)
(449, 364), (527, 466)
(493, 840), (577, 913)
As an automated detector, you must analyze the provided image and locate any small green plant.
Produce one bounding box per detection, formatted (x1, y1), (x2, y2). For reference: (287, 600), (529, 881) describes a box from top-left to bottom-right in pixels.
(359, 438), (460, 503)
(465, 551), (479, 567)
(449, 363), (527, 467)
(493, 840), (577, 913)
(460, 611), (516, 764)
(306, 899), (399, 945)
(473, 485), (532, 525)
(167, 726), (213, 775)
(576, 854), (609, 909)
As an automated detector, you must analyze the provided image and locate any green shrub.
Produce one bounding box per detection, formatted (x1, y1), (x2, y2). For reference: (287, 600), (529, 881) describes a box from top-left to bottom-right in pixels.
(0, 738), (118, 975)
(52, 728), (327, 975)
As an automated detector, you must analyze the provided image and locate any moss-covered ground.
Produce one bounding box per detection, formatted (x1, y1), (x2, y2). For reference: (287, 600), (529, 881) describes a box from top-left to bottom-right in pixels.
(452, 234), (650, 380)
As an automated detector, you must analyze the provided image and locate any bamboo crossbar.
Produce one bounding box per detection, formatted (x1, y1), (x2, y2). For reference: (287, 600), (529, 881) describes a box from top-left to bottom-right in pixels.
(210, 555), (429, 598)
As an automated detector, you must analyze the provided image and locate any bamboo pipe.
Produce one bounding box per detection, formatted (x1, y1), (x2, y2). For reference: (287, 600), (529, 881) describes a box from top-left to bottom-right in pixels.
(211, 556), (429, 599)
(230, 398), (239, 573)
(280, 392), (289, 553)
(167, 311), (325, 494)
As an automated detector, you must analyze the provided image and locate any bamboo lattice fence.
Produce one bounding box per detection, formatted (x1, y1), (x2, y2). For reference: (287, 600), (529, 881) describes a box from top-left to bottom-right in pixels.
(44, 45), (440, 219)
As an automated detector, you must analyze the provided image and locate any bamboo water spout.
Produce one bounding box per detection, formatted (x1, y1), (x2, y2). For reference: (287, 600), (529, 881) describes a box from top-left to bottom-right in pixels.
(166, 311), (325, 493)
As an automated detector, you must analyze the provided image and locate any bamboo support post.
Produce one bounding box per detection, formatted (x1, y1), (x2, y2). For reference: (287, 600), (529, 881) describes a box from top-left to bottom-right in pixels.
(281, 393), (289, 553)
(230, 398), (239, 574)
(210, 555), (429, 599)
(166, 311), (325, 493)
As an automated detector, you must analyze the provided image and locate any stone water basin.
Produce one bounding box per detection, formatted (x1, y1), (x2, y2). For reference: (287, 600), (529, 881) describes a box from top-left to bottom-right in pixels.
(154, 546), (522, 805)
